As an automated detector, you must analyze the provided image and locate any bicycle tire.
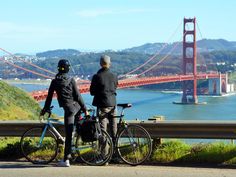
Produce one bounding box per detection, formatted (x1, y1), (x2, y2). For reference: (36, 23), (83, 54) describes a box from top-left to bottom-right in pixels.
(20, 127), (59, 164)
(116, 124), (152, 166)
(75, 129), (113, 166)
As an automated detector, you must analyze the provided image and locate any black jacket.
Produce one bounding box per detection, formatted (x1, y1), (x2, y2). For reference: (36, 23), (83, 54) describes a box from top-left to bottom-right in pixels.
(43, 73), (86, 112)
(90, 68), (118, 107)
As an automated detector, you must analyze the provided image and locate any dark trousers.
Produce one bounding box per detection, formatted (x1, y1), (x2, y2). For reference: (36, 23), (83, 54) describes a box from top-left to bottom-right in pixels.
(63, 103), (79, 161)
(97, 107), (117, 144)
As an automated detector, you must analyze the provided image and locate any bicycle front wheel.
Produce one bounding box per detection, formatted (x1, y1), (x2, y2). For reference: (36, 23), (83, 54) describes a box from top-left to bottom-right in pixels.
(20, 127), (58, 164)
(75, 129), (113, 166)
(116, 124), (152, 166)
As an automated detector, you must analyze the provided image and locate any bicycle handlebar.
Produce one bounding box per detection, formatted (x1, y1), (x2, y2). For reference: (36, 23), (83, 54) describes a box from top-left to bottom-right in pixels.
(39, 106), (54, 122)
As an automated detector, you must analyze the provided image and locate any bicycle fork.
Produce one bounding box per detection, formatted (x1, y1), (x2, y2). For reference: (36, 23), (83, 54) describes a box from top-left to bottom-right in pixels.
(124, 126), (138, 149)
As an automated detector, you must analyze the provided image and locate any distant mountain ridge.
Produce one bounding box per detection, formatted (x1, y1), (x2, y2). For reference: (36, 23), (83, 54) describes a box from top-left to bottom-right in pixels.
(35, 39), (236, 58)
(36, 49), (81, 58)
(122, 39), (236, 55)
(3, 38), (236, 79)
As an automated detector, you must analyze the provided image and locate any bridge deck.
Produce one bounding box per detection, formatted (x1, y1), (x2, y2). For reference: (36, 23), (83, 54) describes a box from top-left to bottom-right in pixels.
(30, 73), (226, 101)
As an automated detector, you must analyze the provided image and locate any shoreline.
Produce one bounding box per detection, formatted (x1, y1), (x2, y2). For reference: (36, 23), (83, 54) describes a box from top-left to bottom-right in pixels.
(3, 79), (51, 86)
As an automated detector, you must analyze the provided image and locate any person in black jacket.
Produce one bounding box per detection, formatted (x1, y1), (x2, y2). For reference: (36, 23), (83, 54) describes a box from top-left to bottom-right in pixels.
(41, 59), (88, 167)
(90, 55), (118, 145)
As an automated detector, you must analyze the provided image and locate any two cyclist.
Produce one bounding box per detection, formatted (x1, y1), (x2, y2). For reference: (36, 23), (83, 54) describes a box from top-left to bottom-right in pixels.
(41, 55), (117, 167)
(32, 55), (152, 167)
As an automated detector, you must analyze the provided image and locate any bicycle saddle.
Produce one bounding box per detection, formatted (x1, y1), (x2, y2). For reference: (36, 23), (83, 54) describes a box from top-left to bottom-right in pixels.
(117, 103), (132, 108)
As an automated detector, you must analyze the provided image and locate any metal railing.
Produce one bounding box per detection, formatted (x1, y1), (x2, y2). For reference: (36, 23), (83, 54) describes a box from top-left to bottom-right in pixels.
(1, 120), (236, 139)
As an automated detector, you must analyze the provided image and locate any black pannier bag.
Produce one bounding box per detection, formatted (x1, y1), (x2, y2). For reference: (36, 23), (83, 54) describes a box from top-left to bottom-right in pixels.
(79, 117), (101, 142)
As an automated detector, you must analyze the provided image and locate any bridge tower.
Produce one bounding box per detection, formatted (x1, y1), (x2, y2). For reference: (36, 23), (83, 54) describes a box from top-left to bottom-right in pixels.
(181, 17), (198, 104)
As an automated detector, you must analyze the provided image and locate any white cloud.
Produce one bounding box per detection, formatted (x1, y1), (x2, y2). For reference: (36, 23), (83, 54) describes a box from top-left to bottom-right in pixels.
(76, 8), (158, 18)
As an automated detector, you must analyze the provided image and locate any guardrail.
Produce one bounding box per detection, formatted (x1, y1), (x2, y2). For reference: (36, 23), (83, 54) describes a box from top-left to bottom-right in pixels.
(1, 120), (236, 139)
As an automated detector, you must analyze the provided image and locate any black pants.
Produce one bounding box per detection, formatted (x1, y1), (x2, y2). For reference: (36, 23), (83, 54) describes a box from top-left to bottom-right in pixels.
(63, 103), (80, 161)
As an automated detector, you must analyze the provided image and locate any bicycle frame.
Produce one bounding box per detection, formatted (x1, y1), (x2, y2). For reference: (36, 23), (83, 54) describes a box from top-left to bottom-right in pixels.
(41, 117), (95, 152)
(21, 105), (114, 166)
(115, 106), (136, 144)
(39, 118), (65, 146)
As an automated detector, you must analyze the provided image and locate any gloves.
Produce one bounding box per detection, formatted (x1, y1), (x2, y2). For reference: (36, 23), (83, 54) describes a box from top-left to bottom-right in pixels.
(40, 109), (47, 116)
(40, 108), (51, 116)
(40, 106), (53, 116)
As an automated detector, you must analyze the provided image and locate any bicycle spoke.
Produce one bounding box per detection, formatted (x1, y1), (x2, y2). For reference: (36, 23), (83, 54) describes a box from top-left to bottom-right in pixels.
(20, 127), (58, 164)
(117, 125), (152, 166)
(76, 130), (113, 166)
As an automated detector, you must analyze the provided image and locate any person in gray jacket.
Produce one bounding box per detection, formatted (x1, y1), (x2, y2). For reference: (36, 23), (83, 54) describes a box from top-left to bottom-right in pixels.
(41, 59), (88, 167)
(90, 55), (118, 145)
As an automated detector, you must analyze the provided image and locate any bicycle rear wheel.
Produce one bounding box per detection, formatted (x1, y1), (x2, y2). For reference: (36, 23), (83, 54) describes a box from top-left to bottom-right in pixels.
(20, 127), (58, 164)
(75, 129), (113, 166)
(116, 124), (152, 166)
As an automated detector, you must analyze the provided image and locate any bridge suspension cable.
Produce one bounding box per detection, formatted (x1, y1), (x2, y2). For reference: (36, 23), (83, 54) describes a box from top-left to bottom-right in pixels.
(124, 21), (182, 76)
(136, 39), (182, 77)
(0, 57), (53, 79)
(0, 48), (56, 75)
(135, 30), (188, 77)
(196, 22), (218, 72)
(0, 48), (91, 82)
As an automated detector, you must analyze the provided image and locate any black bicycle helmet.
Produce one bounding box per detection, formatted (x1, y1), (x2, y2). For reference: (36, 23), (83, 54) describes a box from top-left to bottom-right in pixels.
(57, 59), (70, 73)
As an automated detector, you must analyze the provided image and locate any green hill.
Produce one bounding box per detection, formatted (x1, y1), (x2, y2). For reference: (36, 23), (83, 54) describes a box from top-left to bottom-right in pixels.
(0, 80), (41, 120)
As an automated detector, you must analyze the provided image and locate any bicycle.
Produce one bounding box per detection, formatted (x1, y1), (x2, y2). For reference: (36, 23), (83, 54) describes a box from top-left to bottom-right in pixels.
(112, 103), (152, 166)
(20, 106), (113, 166)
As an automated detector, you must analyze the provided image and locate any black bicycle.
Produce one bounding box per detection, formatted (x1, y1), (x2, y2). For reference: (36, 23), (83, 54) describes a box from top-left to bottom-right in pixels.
(20, 107), (113, 166)
(113, 103), (152, 166)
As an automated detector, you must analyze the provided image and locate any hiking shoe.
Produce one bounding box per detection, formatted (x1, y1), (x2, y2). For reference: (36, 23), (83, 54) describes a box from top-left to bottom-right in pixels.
(56, 160), (70, 167)
(95, 159), (104, 164)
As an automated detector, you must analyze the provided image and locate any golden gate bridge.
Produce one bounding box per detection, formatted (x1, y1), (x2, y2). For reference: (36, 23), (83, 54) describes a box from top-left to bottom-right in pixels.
(0, 18), (227, 104)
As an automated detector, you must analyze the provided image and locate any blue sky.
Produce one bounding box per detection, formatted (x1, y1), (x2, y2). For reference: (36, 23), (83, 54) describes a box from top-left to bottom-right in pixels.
(0, 0), (236, 53)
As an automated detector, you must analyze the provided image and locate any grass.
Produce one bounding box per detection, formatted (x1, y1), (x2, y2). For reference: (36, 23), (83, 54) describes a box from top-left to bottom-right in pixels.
(151, 140), (190, 163)
(0, 80), (41, 120)
(0, 137), (23, 159)
(151, 140), (236, 165)
(2, 138), (236, 165)
(0, 137), (64, 161)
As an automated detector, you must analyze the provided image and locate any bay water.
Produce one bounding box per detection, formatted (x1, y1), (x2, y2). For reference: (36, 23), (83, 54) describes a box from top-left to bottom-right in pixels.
(13, 83), (236, 143)
(13, 83), (236, 121)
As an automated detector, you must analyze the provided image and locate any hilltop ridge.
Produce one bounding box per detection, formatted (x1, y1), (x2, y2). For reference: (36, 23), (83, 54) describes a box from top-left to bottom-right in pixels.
(0, 80), (41, 120)
(2, 38), (236, 79)
(122, 39), (236, 54)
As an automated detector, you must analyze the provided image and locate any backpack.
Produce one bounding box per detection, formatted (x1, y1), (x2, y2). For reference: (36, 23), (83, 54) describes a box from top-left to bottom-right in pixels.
(78, 117), (101, 142)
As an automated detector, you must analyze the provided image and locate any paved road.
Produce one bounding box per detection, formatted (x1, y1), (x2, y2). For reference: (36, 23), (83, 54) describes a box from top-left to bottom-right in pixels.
(1, 161), (236, 177)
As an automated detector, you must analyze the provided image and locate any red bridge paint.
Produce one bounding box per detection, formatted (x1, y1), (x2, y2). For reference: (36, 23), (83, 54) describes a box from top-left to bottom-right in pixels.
(31, 73), (226, 102)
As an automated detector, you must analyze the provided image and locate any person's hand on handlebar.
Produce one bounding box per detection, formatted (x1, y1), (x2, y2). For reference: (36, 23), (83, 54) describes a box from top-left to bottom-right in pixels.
(40, 107), (52, 116)
(40, 109), (47, 116)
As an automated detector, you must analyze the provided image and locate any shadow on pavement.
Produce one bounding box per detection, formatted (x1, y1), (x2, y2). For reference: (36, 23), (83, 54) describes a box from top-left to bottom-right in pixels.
(0, 160), (52, 169)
